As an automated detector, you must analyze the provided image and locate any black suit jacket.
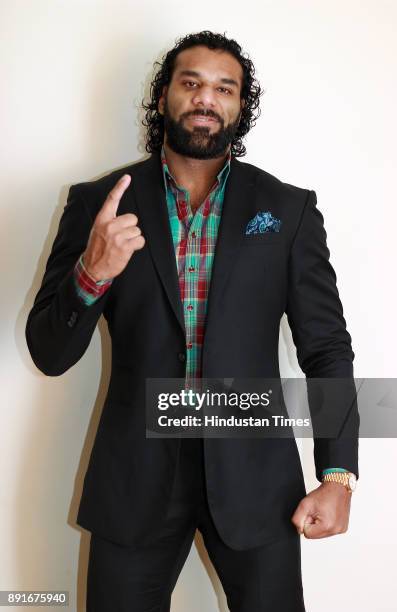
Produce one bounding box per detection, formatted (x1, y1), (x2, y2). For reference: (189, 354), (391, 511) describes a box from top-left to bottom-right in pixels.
(25, 151), (359, 550)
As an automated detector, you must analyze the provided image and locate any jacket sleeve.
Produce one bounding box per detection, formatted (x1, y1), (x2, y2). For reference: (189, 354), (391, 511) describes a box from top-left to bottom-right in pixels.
(285, 189), (359, 482)
(25, 184), (111, 376)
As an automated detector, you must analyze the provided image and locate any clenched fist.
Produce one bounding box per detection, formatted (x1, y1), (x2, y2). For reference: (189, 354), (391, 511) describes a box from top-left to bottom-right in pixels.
(291, 481), (352, 539)
(82, 174), (145, 281)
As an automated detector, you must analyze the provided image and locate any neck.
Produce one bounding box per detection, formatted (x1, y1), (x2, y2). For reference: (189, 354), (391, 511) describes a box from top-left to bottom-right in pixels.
(162, 141), (230, 191)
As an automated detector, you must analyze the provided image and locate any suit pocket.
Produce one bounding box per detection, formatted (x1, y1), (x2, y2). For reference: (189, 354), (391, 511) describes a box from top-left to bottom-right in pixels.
(241, 232), (283, 245)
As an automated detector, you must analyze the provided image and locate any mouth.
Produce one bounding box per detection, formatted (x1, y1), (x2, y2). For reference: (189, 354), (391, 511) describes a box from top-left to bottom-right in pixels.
(187, 115), (219, 125)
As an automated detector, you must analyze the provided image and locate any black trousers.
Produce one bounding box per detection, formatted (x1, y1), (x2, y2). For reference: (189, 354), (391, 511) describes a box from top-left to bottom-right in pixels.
(86, 438), (306, 611)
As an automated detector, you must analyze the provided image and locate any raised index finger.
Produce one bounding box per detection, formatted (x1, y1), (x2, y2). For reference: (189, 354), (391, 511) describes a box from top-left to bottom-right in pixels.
(100, 174), (131, 220)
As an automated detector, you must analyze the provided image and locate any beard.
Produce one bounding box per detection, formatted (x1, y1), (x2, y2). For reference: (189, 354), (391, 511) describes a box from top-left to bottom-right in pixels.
(162, 97), (241, 160)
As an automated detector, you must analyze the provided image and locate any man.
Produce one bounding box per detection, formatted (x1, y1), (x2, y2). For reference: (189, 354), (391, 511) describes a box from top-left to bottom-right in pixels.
(26, 30), (359, 611)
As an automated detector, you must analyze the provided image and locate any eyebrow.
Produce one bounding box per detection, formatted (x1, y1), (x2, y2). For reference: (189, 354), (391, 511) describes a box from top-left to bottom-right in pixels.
(176, 69), (240, 89)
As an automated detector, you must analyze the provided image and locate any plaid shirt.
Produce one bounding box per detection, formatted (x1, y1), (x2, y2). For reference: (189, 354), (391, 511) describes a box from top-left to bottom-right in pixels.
(160, 144), (231, 390)
(73, 254), (113, 305)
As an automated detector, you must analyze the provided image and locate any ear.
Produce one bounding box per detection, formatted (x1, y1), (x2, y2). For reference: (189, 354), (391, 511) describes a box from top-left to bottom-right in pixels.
(237, 100), (245, 124)
(158, 85), (168, 115)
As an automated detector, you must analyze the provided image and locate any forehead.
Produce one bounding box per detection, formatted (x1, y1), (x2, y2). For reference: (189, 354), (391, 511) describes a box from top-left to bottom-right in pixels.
(172, 45), (243, 89)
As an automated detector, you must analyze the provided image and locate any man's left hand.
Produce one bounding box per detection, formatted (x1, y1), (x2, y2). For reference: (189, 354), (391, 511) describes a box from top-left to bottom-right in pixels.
(291, 482), (352, 538)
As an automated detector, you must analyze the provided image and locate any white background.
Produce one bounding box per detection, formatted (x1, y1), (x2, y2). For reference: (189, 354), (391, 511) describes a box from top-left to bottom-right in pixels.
(1, 1), (396, 610)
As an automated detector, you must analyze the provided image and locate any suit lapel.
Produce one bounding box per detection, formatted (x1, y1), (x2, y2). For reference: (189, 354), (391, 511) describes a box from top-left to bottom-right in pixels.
(129, 152), (186, 336)
(203, 157), (256, 341)
(126, 151), (256, 341)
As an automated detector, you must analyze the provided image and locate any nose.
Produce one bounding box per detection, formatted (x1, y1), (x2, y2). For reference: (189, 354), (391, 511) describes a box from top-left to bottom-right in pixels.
(191, 85), (217, 108)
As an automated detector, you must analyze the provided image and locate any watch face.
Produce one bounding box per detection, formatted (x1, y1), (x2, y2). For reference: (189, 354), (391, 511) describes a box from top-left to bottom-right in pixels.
(348, 474), (357, 491)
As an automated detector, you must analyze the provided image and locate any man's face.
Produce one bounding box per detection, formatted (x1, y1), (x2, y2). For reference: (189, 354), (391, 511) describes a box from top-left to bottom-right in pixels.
(158, 45), (245, 159)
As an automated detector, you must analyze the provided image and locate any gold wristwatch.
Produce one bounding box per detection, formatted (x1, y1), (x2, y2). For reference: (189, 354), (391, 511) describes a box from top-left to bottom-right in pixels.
(322, 471), (357, 492)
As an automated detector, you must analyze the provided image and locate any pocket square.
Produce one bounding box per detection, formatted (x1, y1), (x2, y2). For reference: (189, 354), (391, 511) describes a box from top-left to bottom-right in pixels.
(245, 211), (281, 235)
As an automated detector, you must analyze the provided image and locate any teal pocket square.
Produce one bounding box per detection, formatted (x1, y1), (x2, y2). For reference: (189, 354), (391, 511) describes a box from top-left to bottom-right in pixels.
(245, 211), (281, 234)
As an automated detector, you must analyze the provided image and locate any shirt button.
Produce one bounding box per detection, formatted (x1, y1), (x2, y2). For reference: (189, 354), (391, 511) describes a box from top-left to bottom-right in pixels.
(178, 352), (186, 362)
(188, 266), (195, 272)
(187, 305), (193, 311)
(187, 342), (193, 349)
(191, 232), (196, 238)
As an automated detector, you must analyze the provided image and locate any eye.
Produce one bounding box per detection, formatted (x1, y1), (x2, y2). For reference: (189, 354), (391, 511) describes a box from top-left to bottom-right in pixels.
(182, 81), (232, 95)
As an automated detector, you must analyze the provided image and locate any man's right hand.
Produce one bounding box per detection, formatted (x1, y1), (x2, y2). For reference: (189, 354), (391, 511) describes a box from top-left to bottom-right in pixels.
(82, 174), (145, 281)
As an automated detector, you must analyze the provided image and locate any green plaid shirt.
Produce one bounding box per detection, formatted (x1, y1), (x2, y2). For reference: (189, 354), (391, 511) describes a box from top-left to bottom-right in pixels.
(160, 144), (231, 391)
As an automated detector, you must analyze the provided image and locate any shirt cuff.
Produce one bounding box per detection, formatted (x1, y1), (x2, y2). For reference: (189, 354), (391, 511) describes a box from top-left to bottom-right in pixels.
(73, 253), (113, 306)
(322, 467), (349, 475)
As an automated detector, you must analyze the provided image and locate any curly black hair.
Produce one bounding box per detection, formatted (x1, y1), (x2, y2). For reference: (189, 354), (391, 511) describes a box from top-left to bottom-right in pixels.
(141, 30), (263, 158)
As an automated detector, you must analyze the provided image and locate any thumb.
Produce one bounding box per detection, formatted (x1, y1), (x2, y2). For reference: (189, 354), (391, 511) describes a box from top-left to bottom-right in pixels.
(291, 500), (314, 535)
(302, 515), (317, 537)
(100, 174), (131, 221)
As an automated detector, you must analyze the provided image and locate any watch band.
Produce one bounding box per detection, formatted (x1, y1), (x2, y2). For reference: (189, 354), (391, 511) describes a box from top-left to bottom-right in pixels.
(322, 471), (357, 492)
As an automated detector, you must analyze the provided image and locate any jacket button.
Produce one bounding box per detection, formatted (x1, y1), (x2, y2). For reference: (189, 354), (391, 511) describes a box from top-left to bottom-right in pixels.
(178, 352), (186, 362)
(67, 311), (78, 327)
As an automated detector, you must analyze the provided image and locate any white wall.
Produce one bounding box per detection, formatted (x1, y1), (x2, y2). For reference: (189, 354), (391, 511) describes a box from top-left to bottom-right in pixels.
(1, 1), (396, 610)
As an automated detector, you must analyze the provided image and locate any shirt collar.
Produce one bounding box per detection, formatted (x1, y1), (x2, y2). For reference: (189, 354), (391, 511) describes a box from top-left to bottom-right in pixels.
(160, 143), (231, 194)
